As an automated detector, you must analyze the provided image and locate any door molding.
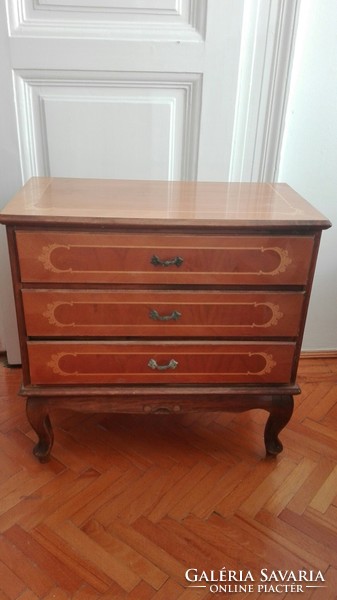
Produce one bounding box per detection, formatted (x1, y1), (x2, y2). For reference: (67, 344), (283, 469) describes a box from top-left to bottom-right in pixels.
(6, 0), (207, 41)
(13, 70), (203, 181)
(229, 0), (300, 182)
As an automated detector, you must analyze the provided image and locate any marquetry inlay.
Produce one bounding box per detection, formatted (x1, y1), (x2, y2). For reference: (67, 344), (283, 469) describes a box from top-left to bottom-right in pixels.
(42, 300), (283, 329)
(38, 243), (292, 277)
(47, 351), (277, 377)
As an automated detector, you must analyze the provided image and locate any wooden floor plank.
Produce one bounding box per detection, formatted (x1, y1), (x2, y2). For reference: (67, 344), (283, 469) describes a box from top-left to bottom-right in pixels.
(32, 523), (114, 594)
(69, 467), (141, 527)
(97, 414), (180, 470)
(0, 559), (25, 600)
(107, 517), (186, 584)
(3, 524), (84, 594)
(168, 460), (244, 521)
(255, 509), (331, 571)
(82, 519), (168, 590)
(309, 464), (337, 513)
(262, 456), (316, 516)
(309, 566), (337, 600)
(286, 456), (337, 515)
(279, 508), (337, 554)
(50, 519), (141, 592)
(15, 593), (40, 600)
(0, 536), (54, 597)
(210, 512), (320, 574)
(146, 462), (211, 523)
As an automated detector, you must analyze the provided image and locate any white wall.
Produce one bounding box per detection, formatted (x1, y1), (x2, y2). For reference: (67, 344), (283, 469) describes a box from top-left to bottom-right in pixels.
(278, 0), (337, 351)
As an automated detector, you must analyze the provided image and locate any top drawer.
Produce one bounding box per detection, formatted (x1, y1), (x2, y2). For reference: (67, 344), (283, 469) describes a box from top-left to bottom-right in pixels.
(16, 231), (314, 285)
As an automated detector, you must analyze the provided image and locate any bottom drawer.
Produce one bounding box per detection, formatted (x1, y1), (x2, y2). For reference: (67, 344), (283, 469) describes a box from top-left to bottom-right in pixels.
(27, 342), (296, 385)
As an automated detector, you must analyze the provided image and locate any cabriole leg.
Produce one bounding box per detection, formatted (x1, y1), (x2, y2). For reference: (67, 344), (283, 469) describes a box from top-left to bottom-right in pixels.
(26, 397), (54, 462)
(264, 395), (294, 456)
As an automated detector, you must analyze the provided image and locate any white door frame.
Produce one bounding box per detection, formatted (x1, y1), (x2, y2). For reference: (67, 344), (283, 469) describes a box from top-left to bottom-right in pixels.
(229, 0), (300, 182)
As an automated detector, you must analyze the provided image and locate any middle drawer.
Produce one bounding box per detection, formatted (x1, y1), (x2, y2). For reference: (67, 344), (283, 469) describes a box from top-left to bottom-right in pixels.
(22, 290), (304, 338)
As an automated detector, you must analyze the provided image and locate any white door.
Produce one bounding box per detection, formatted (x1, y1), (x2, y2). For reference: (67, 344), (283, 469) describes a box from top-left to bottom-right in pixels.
(0, 0), (299, 363)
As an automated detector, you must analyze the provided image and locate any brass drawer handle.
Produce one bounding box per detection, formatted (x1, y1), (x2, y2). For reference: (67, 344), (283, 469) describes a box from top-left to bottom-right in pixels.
(151, 255), (183, 268)
(149, 309), (182, 322)
(148, 358), (178, 371)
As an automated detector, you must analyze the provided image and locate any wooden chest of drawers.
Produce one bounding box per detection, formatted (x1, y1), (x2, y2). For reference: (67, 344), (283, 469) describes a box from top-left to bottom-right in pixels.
(0, 178), (331, 461)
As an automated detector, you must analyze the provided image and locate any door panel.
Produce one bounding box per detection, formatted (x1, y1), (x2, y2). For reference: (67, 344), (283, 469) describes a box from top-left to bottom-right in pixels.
(8, 0), (207, 40)
(13, 71), (202, 181)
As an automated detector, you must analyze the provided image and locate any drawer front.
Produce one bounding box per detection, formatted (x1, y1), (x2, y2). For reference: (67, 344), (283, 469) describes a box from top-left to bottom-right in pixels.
(16, 231), (314, 285)
(27, 341), (295, 385)
(23, 290), (304, 338)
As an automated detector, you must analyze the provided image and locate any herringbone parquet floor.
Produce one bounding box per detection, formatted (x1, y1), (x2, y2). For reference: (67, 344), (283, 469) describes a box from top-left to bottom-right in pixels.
(0, 356), (336, 599)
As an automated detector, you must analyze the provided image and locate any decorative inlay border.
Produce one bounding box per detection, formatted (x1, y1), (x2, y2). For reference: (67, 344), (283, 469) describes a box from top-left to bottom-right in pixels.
(38, 243), (292, 277)
(256, 303), (283, 327)
(43, 300), (283, 329)
(47, 351), (276, 377)
(39, 244), (70, 272)
(44, 301), (75, 326)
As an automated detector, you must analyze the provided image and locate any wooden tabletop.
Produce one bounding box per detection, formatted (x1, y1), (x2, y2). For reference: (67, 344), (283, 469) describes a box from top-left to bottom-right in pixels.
(0, 177), (331, 229)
